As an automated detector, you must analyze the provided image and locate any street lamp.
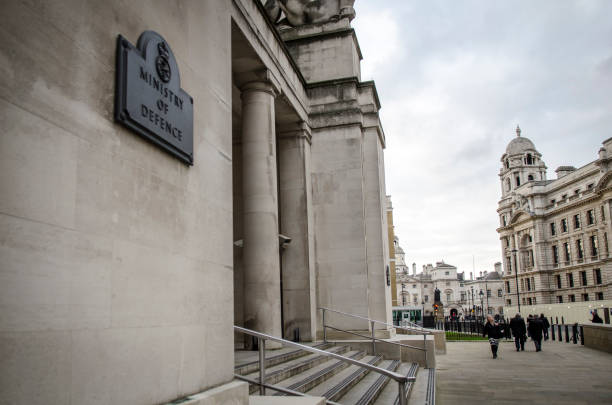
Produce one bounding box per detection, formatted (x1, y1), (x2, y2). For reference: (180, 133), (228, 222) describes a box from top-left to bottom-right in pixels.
(512, 248), (521, 313)
(421, 300), (425, 326)
(479, 290), (484, 321)
(470, 285), (475, 319)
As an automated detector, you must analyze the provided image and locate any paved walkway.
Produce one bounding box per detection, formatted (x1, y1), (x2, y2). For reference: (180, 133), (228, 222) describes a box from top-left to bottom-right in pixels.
(436, 341), (612, 405)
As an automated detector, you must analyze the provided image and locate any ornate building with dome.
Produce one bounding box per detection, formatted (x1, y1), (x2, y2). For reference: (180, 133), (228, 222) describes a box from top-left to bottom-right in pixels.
(497, 127), (612, 321)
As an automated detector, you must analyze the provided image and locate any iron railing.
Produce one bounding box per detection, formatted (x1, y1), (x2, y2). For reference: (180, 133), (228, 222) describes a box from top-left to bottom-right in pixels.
(234, 325), (414, 405)
(319, 307), (431, 367)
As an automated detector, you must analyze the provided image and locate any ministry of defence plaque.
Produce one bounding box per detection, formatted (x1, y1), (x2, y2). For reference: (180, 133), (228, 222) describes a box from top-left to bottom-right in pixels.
(115, 31), (194, 165)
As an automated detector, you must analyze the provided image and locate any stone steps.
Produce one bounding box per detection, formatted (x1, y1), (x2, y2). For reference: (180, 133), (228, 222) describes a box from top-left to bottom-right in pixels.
(236, 342), (435, 405)
(244, 345), (350, 394)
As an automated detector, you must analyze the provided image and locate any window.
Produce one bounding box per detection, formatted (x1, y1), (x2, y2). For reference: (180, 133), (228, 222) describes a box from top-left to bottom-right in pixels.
(552, 245), (559, 264)
(424, 295), (429, 302)
(602, 206), (606, 221)
(505, 281), (511, 292)
(507, 299), (512, 305)
(531, 277), (535, 291)
(502, 215), (507, 226)
(533, 297), (537, 305)
(461, 292), (466, 301)
(605, 233), (609, 254)
(497, 289), (502, 297)
(582, 293), (589, 302)
(569, 294), (576, 302)
(516, 176), (521, 187)
(505, 237), (510, 247)
(594, 269), (602, 285)
(580, 271), (587, 286)
(576, 239), (584, 259)
(557, 296), (563, 303)
(556, 275), (562, 289)
(587, 209), (595, 225)
(424, 284), (428, 288)
(574, 214), (581, 229)
(550, 222), (556, 236)
(561, 218), (568, 233)
(528, 174), (534, 181)
(551, 199), (556, 205)
(596, 292), (604, 300)
(487, 289), (491, 297)
(563, 242), (571, 262)
(590, 235), (598, 257)
(527, 297), (532, 305)
(526, 278), (531, 291)
(444, 271), (449, 275)
(445, 281), (450, 286)
(446, 293), (451, 301)
(505, 160), (510, 169)
(526, 154), (533, 165)
(567, 273), (574, 288)
(521, 278), (525, 291)
(412, 284), (417, 288)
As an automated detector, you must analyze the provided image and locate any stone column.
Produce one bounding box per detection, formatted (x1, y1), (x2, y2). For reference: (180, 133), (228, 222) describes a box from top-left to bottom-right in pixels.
(241, 79), (282, 344)
(278, 122), (317, 341)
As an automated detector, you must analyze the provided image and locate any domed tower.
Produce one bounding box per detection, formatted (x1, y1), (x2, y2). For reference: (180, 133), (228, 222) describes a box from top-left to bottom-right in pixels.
(499, 126), (546, 197)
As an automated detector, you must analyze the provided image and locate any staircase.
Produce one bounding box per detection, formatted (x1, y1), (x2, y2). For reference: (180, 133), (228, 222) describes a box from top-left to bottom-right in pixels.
(235, 342), (435, 405)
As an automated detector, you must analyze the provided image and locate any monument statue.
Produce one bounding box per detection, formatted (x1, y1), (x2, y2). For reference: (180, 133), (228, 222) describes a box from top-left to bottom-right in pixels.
(434, 288), (441, 303)
(264, 0), (355, 26)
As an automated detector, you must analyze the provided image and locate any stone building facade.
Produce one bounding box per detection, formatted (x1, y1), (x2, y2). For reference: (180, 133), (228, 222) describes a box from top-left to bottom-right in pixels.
(392, 243), (505, 321)
(497, 128), (612, 314)
(0, 1), (392, 403)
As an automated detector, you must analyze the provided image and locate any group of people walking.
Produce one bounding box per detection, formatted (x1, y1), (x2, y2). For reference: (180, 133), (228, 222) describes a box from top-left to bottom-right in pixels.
(482, 313), (550, 358)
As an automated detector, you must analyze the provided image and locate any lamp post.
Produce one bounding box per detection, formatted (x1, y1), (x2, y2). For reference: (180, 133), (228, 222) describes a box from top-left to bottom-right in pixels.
(512, 248), (521, 313)
(485, 278), (489, 315)
(470, 285), (475, 320)
(421, 300), (425, 326)
(479, 290), (484, 321)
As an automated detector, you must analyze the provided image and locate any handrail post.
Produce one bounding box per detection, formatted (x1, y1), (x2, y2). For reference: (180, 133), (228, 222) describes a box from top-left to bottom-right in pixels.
(322, 308), (327, 343)
(398, 380), (407, 405)
(258, 337), (265, 396)
(423, 333), (427, 367)
(370, 320), (376, 355)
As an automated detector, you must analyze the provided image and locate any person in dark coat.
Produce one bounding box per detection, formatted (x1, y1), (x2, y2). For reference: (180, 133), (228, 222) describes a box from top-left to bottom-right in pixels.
(591, 311), (604, 323)
(540, 314), (550, 340)
(483, 315), (504, 358)
(510, 313), (527, 351)
(528, 315), (544, 351)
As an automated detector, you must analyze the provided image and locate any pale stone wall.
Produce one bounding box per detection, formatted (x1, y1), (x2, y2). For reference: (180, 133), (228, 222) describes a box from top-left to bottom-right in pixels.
(0, 1), (237, 403)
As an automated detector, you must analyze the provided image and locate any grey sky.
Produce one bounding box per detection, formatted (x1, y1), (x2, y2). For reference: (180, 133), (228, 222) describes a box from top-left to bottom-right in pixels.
(353, 0), (612, 275)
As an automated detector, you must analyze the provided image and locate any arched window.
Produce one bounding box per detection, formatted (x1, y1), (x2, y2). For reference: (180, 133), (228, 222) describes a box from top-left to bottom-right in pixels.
(525, 154), (533, 165)
(528, 174), (534, 181)
(505, 160), (510, 169)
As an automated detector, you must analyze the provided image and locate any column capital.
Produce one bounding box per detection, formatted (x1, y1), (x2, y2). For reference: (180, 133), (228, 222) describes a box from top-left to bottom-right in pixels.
(236, 69), (281, 97)
(277, 121), (312, 144)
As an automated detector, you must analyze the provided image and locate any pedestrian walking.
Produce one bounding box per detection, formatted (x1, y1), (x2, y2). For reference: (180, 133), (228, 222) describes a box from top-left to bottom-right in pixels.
(528, 315), (544, 351)
(540, 313), (550, 340)
(591, 310), (604, 324)
(483, 315), (504, 359)
(509, 313), (526, 351)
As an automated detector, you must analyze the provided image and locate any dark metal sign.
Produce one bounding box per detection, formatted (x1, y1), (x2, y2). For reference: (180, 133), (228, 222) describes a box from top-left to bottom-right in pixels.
(115, 31), (193, 165)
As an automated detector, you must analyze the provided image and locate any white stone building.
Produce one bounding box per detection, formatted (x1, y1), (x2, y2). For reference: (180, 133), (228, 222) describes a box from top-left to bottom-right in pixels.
(497, 127), (612, 319)
(0, 1), (394, 403)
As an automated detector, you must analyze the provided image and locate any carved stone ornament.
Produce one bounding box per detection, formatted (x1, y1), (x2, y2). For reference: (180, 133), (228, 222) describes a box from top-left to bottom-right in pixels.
(264, 0), (356, 27)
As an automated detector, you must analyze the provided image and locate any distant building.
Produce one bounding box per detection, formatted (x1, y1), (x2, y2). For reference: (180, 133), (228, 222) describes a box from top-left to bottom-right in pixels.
(392, 239), (504, 323)
(497, 127), (612, 313)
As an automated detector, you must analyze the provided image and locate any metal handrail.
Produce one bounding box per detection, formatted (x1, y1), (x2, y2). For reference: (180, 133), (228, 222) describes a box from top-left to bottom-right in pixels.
(234, 325), (413, 405)
(319, 307), (431, 367)
(319, 307), (433, 334)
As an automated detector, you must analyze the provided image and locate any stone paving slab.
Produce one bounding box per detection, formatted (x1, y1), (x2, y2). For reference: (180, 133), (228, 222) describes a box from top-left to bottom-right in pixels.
(436, 341), (612, 405)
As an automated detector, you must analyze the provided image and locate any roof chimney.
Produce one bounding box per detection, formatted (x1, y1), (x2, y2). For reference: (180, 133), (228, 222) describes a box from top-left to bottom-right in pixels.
(555, 166), (576, 179)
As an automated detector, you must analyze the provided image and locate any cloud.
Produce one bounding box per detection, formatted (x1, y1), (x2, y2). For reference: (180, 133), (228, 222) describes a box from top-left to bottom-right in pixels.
(354, 0), (612, 273)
